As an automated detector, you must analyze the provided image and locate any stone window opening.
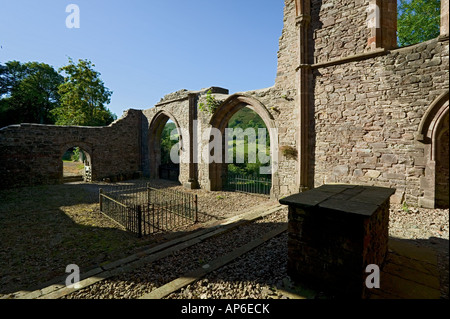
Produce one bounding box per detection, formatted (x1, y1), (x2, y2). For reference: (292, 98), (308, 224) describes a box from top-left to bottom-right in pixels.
(397, 0), (442, 48)
(368, 0), (448, 50)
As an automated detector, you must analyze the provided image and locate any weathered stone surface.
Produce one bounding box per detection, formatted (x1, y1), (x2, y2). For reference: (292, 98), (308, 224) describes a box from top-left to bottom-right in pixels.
(0, 0), (448, 208)
(282, 185), (394, 298)
(0, 110), (142, 188)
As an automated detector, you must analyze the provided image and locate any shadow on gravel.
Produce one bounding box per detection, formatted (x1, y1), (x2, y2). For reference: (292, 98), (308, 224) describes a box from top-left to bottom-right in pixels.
(60, 220), (289, 300)
(0, 178), (273, 297)
(0, 179), (176, 294)
(2, 180), (446, 300)
(152, 235), (448, 300)
(380, 236), (449, 299)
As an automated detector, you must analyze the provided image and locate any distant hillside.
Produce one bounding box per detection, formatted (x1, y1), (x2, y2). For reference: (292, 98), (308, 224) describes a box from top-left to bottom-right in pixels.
(228, 107), (267, 130)
(164, 122), (176, 133)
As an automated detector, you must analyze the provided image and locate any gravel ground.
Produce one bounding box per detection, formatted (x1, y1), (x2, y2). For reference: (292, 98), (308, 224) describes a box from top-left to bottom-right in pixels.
(167, 232), (289, 300)
(0, 179), (274, 298)
(63, 203), (449, 300)
(63, 209), (288, 299)
(1, 179), (447, 299)
(167, 205), (449, 300)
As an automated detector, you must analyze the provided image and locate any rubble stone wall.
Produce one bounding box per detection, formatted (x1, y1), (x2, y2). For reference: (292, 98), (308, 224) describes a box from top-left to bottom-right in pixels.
(0, 110), (141, 188)
(312, 38), (449, 205)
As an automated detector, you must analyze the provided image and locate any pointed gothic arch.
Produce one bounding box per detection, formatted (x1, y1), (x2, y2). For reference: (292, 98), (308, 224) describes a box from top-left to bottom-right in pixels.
(148, 110), (184, 180)
(417, 91), (449, 208)
(208, 94), (279, 195)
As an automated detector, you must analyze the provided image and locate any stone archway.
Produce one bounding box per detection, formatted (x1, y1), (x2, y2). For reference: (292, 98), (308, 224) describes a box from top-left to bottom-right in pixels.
(148, 110), (184, 181)
(60, 142), (93, 182)
(435, 112), (449, 208)
(417, 91), (449, 208)
(208, 94), (279, 196)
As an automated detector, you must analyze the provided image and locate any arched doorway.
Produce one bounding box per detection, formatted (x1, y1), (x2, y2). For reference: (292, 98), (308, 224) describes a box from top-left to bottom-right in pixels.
(61, 144), (92, 183)
(435, 111), (449, 208)
(208, 94), (278, 196)
(417, 91), (449, 208)
(148, 111), (183, 182)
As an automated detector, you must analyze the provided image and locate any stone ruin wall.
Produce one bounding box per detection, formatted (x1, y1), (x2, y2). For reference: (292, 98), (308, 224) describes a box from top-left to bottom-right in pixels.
(140, 85), (302, 199)
(0, 0), (448, 208)
(312, 38), (449, 205)
(0, 110), (142, 188)
(311, 0), (372, 63)
(301, 0), (449, 206)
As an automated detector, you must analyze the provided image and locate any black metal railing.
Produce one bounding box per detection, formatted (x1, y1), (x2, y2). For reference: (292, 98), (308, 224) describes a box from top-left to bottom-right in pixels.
(99, 183), (198, 237)
(223, 173), (272, 196)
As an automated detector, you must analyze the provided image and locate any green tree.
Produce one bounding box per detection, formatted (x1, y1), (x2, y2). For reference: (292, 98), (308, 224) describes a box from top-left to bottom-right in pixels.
(0, 61), (63, 127)
(160, 122), (179, 165)
(227, 107), (271, 176)
(52, 58), (116, 126)
(398, 0), (441, 47)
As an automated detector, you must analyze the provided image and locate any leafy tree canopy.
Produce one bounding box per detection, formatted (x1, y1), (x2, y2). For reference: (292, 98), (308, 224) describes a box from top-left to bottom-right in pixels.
(51, 58), (116, 126)
(398, 0), (441, 47)
(0, 61), (63, 127)
(160, 122), (179, 165)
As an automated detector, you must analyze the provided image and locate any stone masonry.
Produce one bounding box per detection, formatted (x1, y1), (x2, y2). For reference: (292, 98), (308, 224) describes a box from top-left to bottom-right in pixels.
(281, 184), (395, 298)
(0, 0), (448, 208)
(0, 110), (141, 187)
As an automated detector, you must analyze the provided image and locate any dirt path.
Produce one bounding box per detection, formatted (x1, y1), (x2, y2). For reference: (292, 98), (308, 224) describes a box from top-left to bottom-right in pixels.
(63, 161), (84, 177)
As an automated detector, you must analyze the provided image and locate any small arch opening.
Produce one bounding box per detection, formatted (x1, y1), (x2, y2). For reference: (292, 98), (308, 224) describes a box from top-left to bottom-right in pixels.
(62, 146), (92, 183)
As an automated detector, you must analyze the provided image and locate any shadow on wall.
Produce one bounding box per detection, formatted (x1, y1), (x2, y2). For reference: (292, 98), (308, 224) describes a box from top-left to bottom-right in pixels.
(307, 0), (323, 189)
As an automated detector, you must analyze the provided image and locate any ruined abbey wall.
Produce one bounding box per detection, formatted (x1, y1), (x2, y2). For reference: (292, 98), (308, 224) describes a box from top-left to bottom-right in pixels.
(311, 0), (372, 63)
(0, 0), (448, 207)
(0, 110), (141, 188)
(312, 38), (449, 205)
(297, 0), (449, 207)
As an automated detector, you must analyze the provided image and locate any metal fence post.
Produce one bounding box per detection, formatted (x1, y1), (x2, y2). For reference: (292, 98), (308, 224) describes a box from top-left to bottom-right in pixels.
(137, 205), (142, 238)
(194, 194), (198, 223)
(99, 188), (103, 212)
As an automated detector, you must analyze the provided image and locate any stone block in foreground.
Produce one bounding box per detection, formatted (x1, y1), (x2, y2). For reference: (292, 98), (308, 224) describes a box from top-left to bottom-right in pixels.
(280, 184), (395, 298)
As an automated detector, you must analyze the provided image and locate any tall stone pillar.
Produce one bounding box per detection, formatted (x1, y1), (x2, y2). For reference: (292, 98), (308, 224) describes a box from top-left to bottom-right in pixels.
(185, 93), (200, 189)
(368, 0), (397, 50)
(295, 0), (311, 192)
(441, 0), (449, 37)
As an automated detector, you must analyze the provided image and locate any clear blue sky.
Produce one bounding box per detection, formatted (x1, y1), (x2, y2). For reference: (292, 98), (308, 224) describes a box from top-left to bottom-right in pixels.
(0, 1), (285, 118)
